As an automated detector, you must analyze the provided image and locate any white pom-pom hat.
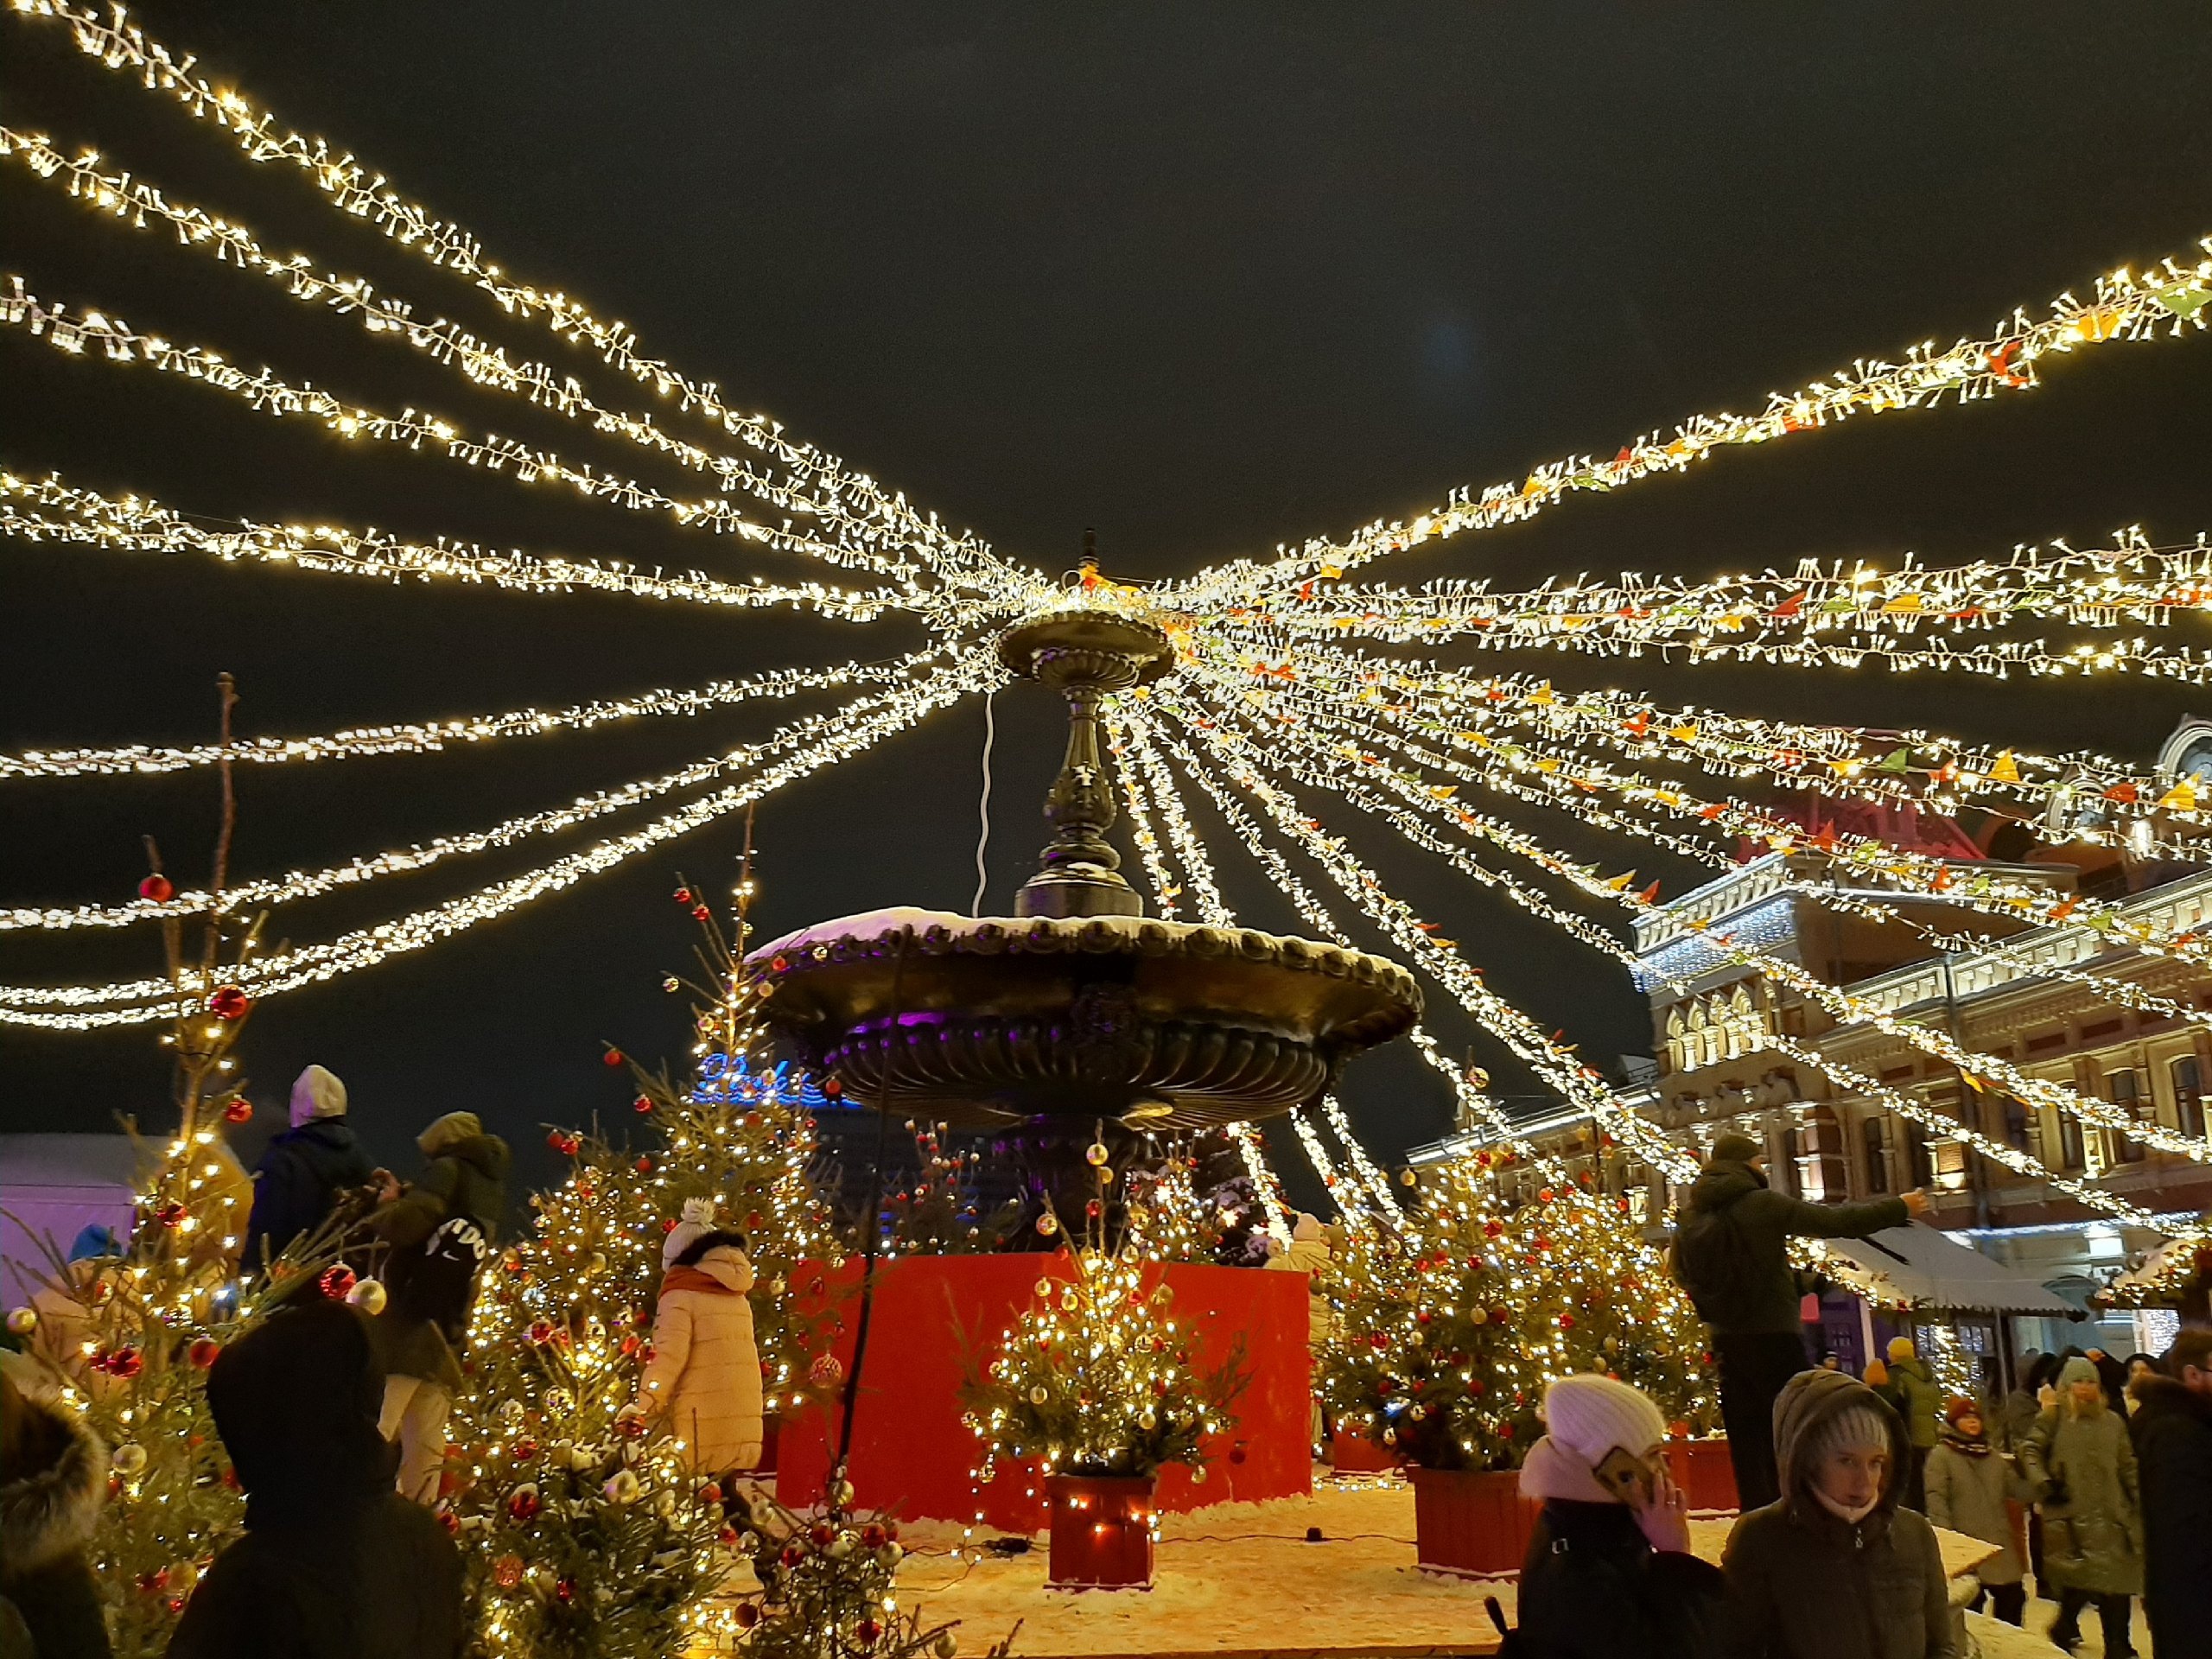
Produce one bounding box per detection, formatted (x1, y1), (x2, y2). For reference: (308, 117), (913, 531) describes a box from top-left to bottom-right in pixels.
(663, 1195), (718, 1267)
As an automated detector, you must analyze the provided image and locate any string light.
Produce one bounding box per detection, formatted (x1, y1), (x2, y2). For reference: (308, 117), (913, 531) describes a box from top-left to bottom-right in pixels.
(0, 468), (928, 620)
(1179, 238), (2212, 605)
(0, 658), (994, 1027)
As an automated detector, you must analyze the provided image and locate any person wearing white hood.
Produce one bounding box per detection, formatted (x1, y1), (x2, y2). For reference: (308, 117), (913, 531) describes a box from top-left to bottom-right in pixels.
(638, 1198), (764, 1480)
(242, 1064), (379, 1274)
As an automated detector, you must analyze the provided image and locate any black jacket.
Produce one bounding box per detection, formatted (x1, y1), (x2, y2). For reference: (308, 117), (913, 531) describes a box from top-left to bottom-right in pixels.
(0, 1382), (111, 1659)
(1680, 1160), (1908, 1336)
(367, 1134), (510, 1389)
(2130, 1374), (2212, 1659)
(1514, 1498), (1725, 1659)
(168, 1300), (464, 1659)
(244, 1118), (376, 1271)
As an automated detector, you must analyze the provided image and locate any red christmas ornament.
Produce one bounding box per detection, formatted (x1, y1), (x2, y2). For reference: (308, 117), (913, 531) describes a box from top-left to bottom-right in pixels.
(691, 904), (712, 922)
(206, 984), (251, 1021)
(673, 887), (693, 906)
(857, 1618), (883, 1645)
(492, 1554), (525, 1589)
(154, 1201), (188, 1230)
(319, 1264), (357, 1300)
(601, 1048), (626, 1068)
(187, 1337), (221, 1370)
(513, 1438), (539, 1461)
(506, 1486), (542, 1522)
(779, 1542), (806, 1569)
(861, 1523), (887, 1549)
(104, 1346), (143, 1379)
(222, 1096), (253, 1124)
(554, 1577), (575, 1604)
(720, 1526), (742, 1549)
(632, 1094), (654, 1115)
(820, 1077), (842, 1098)
(697, 1482), (723, 1506)
(810, 1522), (836, 1548)
(1229, 1446), (1248, 1465)
(769, 955), (791, 974)
(634, 1156), (653, 1174)
(1558, 1313), (1577, 1330)
(527, 1321), (556, 1346)
(138, 873), (174, 903)
(733, 1598), (759, 1625)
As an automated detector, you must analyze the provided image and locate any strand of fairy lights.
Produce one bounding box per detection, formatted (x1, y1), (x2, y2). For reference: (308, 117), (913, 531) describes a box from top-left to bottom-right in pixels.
(1288, 1104), (1372, 1228)
(0, 650), (930, 785)
(1101, 709), (1185, 919)
(1229, 635), (2207, 836)
(1174, 239), (2212, 607)
(1147, 690), (1687, 1179)
(0, 277), (949, 584)
(2, 646), (972, 931)
(1211, 676), (2212, 1167)
(0, 658), (995, 1026)
(1223, 647), (2212, 981)
(1127, 703), (1457, 1198)
(0, 469), (926, 622)
(1174, 687), (2167, 1224)
(0, 127), (1030, 600)
(1138, 704), (1557, 1167)
(9, 1), (1022, 596)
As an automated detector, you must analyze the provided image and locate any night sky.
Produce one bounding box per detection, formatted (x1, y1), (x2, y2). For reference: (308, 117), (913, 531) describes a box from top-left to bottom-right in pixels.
(5, 3), (2212, 1211)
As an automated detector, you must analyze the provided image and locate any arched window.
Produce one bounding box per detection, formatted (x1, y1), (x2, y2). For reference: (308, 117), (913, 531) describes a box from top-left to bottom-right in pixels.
(1664, 1005), (1687, 1073)
(2172, 1055), (2205, 1140)
(1861, 1116), (1890, 1194)
(2055, 1109), (2085, 1173)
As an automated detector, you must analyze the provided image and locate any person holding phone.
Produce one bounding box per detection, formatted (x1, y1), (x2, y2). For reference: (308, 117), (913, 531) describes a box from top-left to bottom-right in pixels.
(1511, 1373), (1725, 1659)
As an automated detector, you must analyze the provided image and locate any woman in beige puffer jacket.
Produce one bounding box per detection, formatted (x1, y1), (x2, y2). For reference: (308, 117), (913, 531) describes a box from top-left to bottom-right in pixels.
(639, 1213), (763, 1477)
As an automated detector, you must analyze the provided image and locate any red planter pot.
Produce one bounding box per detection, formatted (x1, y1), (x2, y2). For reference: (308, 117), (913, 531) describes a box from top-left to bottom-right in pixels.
(1662, 1436), (1738, 1514)
(1046, 1473), (1158, 1590)
(1328, 1426), (1398, 1474)
(1408, 1465), (1540, 1580)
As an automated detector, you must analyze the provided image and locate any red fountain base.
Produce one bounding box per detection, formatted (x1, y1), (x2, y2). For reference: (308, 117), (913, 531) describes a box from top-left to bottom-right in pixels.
(777, 1255), (1313, 1529)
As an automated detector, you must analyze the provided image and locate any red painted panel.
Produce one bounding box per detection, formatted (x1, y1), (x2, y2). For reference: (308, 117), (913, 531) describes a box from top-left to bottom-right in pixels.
(777, 1255), (1312, 1528)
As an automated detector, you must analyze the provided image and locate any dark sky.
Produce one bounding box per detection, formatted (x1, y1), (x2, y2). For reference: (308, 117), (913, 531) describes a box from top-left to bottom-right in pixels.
(4, 3), (2211, 1210)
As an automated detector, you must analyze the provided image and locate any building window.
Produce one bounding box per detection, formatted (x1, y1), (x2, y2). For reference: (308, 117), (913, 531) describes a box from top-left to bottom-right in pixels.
(1905, 1121), (1934, 1189)
(2110, 1070), (2147, 1164)
(2173, 1056), (2205, 1140)
(1861, 1116), (1889, 1193)
(2002, 1098), (2032, 1152)
(2055, 1109), (2085, 1173)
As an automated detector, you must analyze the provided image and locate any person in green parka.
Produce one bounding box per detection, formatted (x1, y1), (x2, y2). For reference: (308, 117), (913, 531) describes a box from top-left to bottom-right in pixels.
(2018, 1354), (2143, 1658)
(1883, 1334), (1942, 1511)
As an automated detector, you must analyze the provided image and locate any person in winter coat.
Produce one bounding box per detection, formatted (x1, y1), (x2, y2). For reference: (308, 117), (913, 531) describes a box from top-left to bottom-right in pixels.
(1513, 1373), (1725, 1659)
(1670, 1133), (1925, 1511)
(1265, 1211), (1336, 1445)
(10, 1226), (122, 1406)
(364, 1110), (509, 1503)
(1882, 1335), (1941, 1510)
(2127, 1329), (2211, 1659)
(2018, 1353), (2143, 1658)
(639, 1202), (763, 1478)
(1995, 1351), (2046, 1455)
(1719, 1369), (1955, 1659)
(243, 1065), (378, 1274)
(1922, 1395), (2030, 1624)
(0, 1370), (110, 1659)
(168, 1297), (464, 1659)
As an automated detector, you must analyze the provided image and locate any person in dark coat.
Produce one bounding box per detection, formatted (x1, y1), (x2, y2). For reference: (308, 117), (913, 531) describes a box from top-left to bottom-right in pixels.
(365, 1111), (509, 1503)
(2128, 1329), (2212, 1659)
(1719, 1368), (1955, 1659)
(0, 1371), (110, 1659)
(243, 1065), (378, 1273)
(167, 1297), (464, 1659)
(1670, 1132), (1926, 1511)
(1513, 1373), (1725, 1659)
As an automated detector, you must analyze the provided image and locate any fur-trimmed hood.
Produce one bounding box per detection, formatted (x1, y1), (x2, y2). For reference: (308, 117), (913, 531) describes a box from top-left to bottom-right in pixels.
(0, 1389), (105, 1578)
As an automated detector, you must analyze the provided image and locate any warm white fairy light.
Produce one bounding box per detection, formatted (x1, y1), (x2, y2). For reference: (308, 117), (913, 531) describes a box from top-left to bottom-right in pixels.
(1227, 1122), (1293, 1243)
(3, 647), (974, 931)
(0, 126), (1033, 600)
(0, 657), (995, 1027)
(8, 0), (1028, 597)
(1178, 240), (2212, 606)
(0, 468), (935, 621)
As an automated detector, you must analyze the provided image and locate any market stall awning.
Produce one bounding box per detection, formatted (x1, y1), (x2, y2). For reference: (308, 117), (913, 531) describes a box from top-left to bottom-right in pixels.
(1819, 1223), (2075, 1314)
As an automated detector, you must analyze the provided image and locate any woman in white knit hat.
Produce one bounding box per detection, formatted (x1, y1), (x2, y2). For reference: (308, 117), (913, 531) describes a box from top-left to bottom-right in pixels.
(637, 1197), (764, 1480)
(1513, 1372), (1725, 1658)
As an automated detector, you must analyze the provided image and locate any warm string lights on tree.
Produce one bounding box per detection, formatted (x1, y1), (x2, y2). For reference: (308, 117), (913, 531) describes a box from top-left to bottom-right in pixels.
(1313, 1155), (1715, 1469)
(958, 1217), (1249, 1484)
(866, 1119), (1021, 1257)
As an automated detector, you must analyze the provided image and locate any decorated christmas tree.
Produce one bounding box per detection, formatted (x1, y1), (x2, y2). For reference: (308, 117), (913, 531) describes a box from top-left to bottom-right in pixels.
(960, 1210), (1249, 1482)
(1315, 1149), (1714, 1470)
(445, 855), (852, 1656)
(1117, 1136), (1225, 1264)
(871, 1119), (1021, 1257)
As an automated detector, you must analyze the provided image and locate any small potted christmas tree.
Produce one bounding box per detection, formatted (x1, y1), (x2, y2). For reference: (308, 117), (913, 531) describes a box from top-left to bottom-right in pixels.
(960, 1211), (1248, 1590)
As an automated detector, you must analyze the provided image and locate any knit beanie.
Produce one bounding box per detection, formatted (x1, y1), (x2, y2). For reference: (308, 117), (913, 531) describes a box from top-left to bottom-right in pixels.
(1708, 1132), (1762, 1165)
(2057, 1354), (2102, 1402)
(1862, 1358), (1889, 1388)
(662, 1196), (717, 1268)
(1943, 1395), (1980, 1426)
(1803, 1402), (1891, 1467)
(416, 1110), (481, 1156)
(289, 1064), (347, 1128)
(1887, 1335), (1916, 1363)
(1541, 1373), (1667, 1465)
